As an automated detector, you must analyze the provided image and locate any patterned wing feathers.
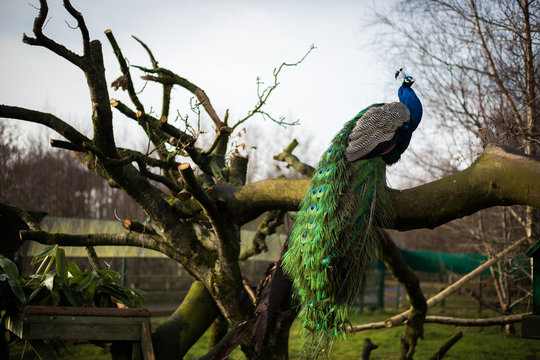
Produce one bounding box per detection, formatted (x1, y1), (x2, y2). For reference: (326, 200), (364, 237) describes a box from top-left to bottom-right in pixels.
(345, 102), (410, 162)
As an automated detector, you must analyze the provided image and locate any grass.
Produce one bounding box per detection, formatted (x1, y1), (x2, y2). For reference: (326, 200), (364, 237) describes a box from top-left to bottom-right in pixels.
(7, 292), (540, 359)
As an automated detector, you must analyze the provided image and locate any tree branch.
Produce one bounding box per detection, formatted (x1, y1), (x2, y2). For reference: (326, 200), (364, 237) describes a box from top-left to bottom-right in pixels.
(22, 0), (84, 68)
(105, 30), (144, 112)
(427, 332), (463, 360)
(0, 105), (90, 147)
(136, 66), (224, 128)
(62, 0), (91, 57)
(211, 144), (540, 227)
(377, 231), (426, 359)
(424, 314), (525, 326)
(19, 230), (169, 254)
(0, 203), (41, 231)
(239, 210), (285, 260)
(349, 314), (526, 333)
(274, 139), (316, 177)
(470, 0), (523, 128)
(131, 35), (173, 122)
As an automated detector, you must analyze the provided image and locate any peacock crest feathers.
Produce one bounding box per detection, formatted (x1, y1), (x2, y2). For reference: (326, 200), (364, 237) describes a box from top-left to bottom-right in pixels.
(282, 104), (394, 357)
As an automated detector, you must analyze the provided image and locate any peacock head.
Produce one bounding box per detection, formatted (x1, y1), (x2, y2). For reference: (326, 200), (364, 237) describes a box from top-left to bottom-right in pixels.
(402, 75), (415, 88)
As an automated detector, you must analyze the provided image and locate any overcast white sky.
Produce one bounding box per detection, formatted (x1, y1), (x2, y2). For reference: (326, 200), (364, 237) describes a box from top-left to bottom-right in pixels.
(1, 0), (424, 186)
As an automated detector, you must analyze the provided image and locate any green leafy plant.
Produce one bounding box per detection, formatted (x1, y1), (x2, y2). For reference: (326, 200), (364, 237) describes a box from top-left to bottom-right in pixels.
(0, 255), (26, 313)
(0, 245), (142, 316)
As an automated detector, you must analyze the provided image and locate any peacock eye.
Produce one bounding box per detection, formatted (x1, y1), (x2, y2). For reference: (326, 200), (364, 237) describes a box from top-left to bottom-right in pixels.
(318, 169), (324, 176)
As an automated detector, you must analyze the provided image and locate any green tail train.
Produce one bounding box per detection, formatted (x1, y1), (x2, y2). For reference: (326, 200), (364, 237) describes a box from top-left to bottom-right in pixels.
(281, 104), (394, 356)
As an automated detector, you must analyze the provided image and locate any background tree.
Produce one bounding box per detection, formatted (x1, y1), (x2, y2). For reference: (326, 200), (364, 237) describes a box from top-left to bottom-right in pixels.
(376, 0), (539, 333)
(0, 1), (539, 359)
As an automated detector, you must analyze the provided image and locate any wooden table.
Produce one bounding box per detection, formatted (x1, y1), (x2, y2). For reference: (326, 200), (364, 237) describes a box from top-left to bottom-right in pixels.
(6, 306), (155, 360)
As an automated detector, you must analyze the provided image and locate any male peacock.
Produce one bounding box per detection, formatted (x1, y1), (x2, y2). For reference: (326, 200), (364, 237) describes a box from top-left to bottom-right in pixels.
(281, 71), (422, 357)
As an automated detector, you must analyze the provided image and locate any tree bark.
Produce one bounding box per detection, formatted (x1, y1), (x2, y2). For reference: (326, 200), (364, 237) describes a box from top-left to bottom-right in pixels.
(152, 281), (219, 360)
(212, 144), (540, 228)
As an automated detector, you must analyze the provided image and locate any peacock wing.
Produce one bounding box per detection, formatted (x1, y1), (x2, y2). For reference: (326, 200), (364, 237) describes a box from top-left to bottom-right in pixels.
(344, 102), (410, 162)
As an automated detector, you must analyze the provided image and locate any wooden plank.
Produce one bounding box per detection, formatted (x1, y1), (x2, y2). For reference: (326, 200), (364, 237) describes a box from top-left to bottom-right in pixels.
(21, 315), (145, 326)
(8, 314), (145, 341)
(22, 306), (150, 317)
(140, 321), (156, 360)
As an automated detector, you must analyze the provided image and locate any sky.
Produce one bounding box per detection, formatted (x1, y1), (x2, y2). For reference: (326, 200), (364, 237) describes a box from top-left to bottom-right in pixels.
(0, 0), (422, 187)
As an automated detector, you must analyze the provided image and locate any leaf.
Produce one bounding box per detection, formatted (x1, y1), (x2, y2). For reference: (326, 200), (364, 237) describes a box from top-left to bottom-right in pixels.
(83, 279), (97, 301)
(27, 285), (44, 303)
(31, 245), (57, 264)
(0, 256), (19, 280)
(96, 269), (120, 280)
(61, 286), (78, 307)
(8, 279), (25, 303)
(68, 262), (82, 277)
(74, 273), (95, 292)
(55, 247), (68, 285)
(42, 271), (56, 291)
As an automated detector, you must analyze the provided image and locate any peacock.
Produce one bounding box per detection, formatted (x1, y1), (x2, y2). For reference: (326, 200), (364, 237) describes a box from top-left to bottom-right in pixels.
(281, 70), (423, 357)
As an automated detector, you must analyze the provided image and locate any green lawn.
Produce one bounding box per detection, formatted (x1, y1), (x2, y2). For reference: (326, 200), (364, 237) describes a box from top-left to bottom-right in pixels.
(8, 295), (540, 359)
(180, 310), (540, 360)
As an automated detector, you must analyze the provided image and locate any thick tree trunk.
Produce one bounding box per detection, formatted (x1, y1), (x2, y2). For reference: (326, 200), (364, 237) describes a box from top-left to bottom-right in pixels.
(152, 281), (219, 359)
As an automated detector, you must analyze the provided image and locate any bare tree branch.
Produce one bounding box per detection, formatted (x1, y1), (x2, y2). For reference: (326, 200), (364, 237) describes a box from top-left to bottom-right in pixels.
(22, 0), (84, 68)
(62, 0), (91, 56)
(233, 45), (315, 130)
(470, 0), (523, 128)
(0, 105), (90, 146)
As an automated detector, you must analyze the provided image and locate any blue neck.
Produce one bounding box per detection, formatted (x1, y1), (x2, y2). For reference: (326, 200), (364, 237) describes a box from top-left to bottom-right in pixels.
(398, 86), (423, 131)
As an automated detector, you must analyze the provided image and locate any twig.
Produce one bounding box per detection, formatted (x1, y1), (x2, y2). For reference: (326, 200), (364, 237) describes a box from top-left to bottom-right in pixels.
(233, 44), (315, 129)
(131, 35), (172, 121)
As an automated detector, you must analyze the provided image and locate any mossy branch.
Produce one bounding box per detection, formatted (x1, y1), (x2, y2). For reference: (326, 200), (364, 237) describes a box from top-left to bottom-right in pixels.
(274, 139), (316, 177)
(212, 144), (540, 227)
